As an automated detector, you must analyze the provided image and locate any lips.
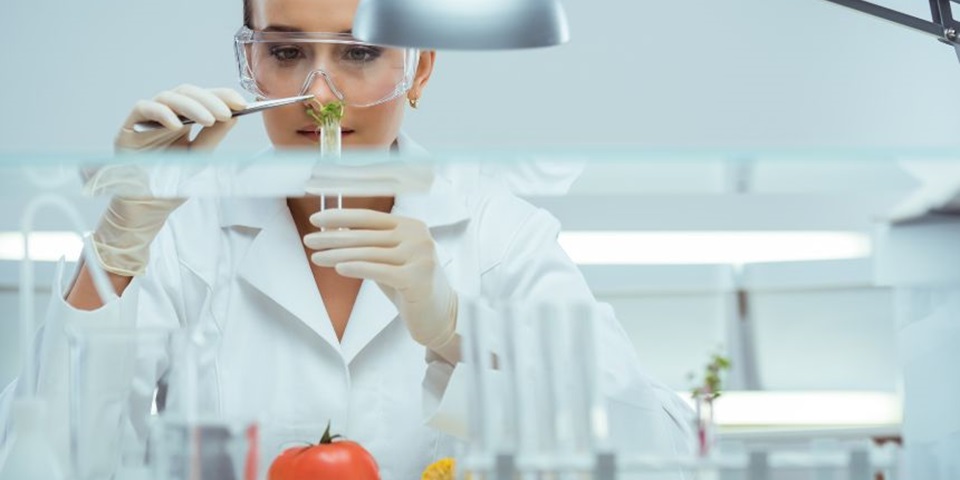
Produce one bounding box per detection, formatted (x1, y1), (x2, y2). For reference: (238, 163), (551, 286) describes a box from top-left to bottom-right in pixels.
(297, 127), (355, 142)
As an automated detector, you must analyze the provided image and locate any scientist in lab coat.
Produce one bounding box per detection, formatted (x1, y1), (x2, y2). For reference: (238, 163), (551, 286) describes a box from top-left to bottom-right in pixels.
(0, 0), (692, 478)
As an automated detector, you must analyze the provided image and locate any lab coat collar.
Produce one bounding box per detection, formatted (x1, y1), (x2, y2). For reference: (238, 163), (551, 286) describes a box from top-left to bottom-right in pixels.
(392, 172), (470, 232)
(394, 132), (471, 229)
(224, 133), (469, 363)
(236, 200), (343, 356)
(395, 130), (429, 156)
(234, 202), (409, 364)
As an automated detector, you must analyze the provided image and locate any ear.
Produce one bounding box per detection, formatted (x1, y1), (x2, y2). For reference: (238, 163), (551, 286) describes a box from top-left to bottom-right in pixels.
(408, 50), (436, 101)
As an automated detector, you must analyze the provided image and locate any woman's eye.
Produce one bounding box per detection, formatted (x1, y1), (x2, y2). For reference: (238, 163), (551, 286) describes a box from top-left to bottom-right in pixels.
(343, 46), (382, 63)
(270, 46), (304, 61)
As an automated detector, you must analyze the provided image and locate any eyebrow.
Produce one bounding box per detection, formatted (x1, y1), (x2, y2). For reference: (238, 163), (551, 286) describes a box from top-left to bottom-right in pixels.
(262, 25), (353, 34)
(262, 25), (302, 33)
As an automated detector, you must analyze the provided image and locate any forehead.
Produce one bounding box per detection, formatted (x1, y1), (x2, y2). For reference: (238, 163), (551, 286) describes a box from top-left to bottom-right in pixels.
(250, 0), (360, 32)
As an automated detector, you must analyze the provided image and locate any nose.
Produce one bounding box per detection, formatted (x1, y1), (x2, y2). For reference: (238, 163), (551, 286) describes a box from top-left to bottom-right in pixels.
(299, 70), (342, 105)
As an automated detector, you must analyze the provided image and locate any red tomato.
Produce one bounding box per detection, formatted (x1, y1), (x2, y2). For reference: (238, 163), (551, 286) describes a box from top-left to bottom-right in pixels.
(268, 422), (379, 480)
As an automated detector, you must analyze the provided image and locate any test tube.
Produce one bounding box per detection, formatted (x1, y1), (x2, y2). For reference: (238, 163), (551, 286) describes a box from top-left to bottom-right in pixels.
(462, 300), (499, 476)
(319, 111), (342, 216)
(542, 302), (606, 478)
(471, 302), (611, 479)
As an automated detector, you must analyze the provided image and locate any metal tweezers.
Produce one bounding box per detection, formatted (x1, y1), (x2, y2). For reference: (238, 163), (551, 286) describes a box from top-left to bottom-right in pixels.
(132, 94), (315, 133)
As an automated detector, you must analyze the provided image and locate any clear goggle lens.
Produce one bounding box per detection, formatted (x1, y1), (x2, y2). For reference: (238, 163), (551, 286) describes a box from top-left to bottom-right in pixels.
(235, 27), (419, 107)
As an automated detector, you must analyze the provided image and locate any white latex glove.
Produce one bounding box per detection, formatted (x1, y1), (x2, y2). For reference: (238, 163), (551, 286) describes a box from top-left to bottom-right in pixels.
(93, 85), (246, 276)
(304, 209), (458, 355)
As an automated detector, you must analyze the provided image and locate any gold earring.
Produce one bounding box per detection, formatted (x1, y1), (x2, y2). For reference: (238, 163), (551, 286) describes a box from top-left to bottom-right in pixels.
(409, 97), (420, 109)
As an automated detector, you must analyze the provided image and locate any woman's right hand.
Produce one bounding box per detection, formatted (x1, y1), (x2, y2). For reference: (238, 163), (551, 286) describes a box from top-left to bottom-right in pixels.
(114, 84), (247, 152)
(88, 86), (247, 280)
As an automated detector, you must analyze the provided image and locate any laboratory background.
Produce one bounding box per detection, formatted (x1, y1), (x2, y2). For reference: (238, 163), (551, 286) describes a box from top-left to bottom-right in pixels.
(1, 0), (959, 479)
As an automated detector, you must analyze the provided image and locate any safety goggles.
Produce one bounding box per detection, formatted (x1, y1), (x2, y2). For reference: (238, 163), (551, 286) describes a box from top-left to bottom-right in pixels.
(234, 26), (420, 108)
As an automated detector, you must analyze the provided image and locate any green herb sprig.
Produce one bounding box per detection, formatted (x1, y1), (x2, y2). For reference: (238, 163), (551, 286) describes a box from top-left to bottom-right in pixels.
(688, 352), (731, 401)
(306, 99), (345, 130)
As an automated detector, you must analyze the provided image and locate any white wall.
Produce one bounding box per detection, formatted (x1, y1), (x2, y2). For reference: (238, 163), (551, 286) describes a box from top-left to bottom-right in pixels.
(749, 288), (899, 390)
(1, 0), (265, 153)
(3, 0), (960, 153)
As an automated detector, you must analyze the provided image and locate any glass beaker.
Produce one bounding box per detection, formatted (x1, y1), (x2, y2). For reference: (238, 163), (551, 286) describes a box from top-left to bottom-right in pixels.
(65, 325), (176, 480)
(149, 415), (258, 480)
(149, 323), (259, 480)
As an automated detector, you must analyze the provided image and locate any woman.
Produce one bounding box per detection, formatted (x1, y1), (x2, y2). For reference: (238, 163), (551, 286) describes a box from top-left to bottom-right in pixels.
(0, 0), (692, 478)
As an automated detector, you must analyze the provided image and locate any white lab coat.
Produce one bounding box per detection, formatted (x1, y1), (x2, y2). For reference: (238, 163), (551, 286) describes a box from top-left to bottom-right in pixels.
(0, 135), (692, 480)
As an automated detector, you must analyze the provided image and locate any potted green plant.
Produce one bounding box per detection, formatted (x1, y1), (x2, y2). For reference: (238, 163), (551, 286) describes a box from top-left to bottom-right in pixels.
(688, 352), (731, 457)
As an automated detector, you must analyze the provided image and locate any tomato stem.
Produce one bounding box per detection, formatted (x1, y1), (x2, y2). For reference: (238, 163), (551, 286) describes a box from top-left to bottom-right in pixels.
(320, 421), (342, 444)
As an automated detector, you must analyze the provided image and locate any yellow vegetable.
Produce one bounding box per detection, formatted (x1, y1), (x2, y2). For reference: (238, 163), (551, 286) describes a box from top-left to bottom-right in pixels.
(422, 458), (456, 480)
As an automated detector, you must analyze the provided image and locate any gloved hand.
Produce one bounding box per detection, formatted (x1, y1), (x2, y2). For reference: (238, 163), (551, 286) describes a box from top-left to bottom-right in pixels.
(304, 209), (458, 354)
(92, 85), (246, 276)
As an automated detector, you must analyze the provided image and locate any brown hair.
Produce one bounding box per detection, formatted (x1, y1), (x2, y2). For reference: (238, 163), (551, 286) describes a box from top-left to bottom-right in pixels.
(243, 0), (253, 28)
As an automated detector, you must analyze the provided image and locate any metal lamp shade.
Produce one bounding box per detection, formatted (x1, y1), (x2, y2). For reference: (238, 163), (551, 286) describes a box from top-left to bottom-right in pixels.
(352, 0), (570, 50)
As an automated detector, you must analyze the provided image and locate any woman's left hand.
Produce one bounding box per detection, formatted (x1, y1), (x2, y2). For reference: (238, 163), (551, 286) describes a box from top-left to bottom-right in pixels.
(304, 209), (458, 353)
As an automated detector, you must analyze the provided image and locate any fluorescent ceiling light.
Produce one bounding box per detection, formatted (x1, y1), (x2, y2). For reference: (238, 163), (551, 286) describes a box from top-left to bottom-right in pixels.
(682, 391), (902, 427)
(0, 232), (83, 262)
(559, 231), (871, 265)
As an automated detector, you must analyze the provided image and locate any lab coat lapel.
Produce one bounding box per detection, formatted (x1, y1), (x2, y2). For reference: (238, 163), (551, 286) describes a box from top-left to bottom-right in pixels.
(340, 280), (398, 364)
(235, 199), (342, 355)
(339, 253), (457, 366)
(228, 135), (465, 364)
(339, 170), (467, 365)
